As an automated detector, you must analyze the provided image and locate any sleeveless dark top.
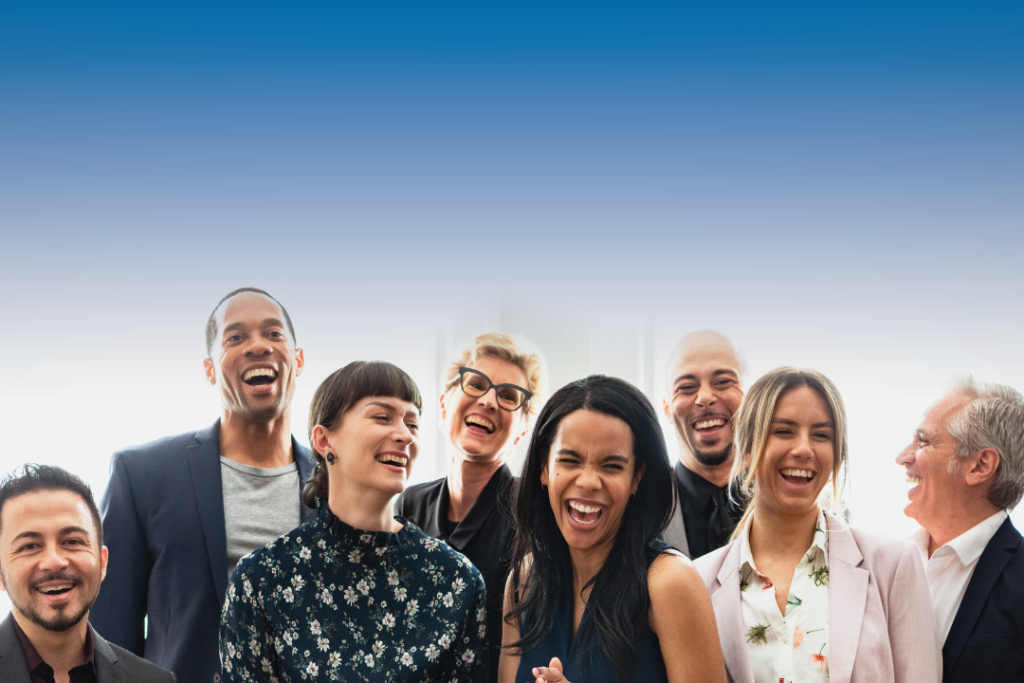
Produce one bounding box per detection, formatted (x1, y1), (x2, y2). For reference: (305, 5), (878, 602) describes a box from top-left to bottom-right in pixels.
(515, 541), (672, 683)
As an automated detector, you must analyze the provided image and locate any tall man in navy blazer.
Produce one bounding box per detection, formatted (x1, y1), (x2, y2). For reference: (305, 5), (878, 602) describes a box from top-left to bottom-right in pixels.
(897, 376), (1024, 682)
(90, 288), (317, 683)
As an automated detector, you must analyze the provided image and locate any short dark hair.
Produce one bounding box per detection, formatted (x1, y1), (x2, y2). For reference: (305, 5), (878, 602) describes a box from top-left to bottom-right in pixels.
(302, 361), (424, 508)
(505, 375), (674, 681)
(0, 464), (104, 547)
(205, 287), (297, 358)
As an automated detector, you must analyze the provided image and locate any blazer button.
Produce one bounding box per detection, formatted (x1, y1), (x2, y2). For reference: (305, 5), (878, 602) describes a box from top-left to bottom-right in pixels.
(214, 674), (222, 683)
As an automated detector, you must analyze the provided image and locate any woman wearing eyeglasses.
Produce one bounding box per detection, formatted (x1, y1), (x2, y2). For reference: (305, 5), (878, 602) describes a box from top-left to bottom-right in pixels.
(397, 332), (548, 683)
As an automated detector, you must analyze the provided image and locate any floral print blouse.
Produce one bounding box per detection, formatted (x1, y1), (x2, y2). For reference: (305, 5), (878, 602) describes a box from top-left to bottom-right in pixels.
(740, 507), (830, 683)
(220, 504), (488, 683)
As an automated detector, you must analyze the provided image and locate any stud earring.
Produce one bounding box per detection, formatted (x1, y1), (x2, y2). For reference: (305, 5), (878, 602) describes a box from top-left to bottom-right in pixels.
(324, 452), (336, 464)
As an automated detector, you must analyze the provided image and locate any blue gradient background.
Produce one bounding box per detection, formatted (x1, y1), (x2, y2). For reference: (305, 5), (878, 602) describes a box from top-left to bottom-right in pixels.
(1, 0), (1023, 614)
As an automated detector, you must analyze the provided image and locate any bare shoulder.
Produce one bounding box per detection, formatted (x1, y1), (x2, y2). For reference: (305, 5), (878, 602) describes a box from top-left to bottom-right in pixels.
(648, 550), (707, 603)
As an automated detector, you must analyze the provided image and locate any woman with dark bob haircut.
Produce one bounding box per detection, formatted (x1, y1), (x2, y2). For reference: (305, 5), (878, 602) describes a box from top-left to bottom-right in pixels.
(499, 375), (727, 683)
(220, 361), (489, 683)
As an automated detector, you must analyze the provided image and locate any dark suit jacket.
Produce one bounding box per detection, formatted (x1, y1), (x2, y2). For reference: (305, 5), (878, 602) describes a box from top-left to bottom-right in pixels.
(89, 420), (315, 683)
(0, 614), (175, 683)
(396, 465), (516, 683)
(943, 516), (1024, 683)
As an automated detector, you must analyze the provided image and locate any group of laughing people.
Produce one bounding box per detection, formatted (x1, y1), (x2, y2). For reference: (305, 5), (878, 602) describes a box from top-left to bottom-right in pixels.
(1, 287), (1022, 683)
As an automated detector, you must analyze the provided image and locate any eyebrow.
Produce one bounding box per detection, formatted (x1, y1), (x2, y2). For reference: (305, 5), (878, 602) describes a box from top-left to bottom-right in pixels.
(556, 449), (631, 464)
(365, 401), (419, 417)
(673, 369), (739, 385)
(772, 417), (835, 429)
(12, 526), (91, 543)
(221, 318), (285, 336)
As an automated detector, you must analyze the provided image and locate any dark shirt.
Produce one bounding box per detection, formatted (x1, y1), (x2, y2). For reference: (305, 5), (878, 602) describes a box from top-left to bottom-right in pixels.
(675, 461), (746, 558)
(12, 617), (97, 683)
(396, 464), (515, 683)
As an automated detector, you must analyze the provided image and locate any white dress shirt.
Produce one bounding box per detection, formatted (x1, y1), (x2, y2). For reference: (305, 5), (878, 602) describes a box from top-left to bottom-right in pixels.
(912, 509), (1008, 644)
(740, 508), (830, 683)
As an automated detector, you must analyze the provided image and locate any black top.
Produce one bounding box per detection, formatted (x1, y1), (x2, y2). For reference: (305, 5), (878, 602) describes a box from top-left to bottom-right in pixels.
(396, 464), (515, 683)
(675, 461), (746, 559)
(515, 542), (672, 683)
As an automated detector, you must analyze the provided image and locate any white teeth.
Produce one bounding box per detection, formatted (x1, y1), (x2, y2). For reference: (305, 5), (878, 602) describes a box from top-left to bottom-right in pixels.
(465, 415), (495, 431)
(568, 501), (602, 514)
(694, 419), (727, 430)
(781, 469), (814, 479)
(906, 476), (922, 485)
(39, 584), (73, 593)
(377, 454), (409, 467)
(243, 368), (277, 381)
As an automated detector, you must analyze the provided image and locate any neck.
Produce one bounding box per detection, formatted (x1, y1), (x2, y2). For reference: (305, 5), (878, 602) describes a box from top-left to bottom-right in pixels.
(446, 453), (504, 522)
(13, 611), (89, 677)
(219, 410), (294, 468)
(749, 500), (820, 562)
(926, 498), (1002, 556)
(328, 481), (400, 533)
(678, 444), (733, 488)
(567, 541), (614, 600)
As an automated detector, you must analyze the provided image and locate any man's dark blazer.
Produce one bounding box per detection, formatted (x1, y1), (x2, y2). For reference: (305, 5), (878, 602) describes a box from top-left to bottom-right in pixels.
(943, 515), (1024, 682)
(90, 420), (315, 683)
(0, 614), (176, 683)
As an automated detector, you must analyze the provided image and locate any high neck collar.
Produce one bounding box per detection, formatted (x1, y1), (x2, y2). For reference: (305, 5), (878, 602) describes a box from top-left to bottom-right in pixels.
(316, 500), (415, 549)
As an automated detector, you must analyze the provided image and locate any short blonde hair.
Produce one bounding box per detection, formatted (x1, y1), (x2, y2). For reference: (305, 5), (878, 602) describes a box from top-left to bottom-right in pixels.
(443, 332), (548, 418)
(729, 366), (849, 538)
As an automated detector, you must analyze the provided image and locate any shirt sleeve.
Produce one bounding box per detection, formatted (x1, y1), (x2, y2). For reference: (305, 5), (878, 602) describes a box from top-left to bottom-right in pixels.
(438, 568), (489, 683)
(219, 558), (278, 683)
(90, 452), (152, 655)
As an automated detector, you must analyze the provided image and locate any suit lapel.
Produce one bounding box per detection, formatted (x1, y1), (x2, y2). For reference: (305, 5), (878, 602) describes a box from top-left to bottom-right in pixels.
(0, 615), (33, 683)
(712, 543), (754, 683)
(186, 421), (229, 604)
(92, 627), (128, 683)
(943, 517), (1020, 674)
(826, 512), (868, 683)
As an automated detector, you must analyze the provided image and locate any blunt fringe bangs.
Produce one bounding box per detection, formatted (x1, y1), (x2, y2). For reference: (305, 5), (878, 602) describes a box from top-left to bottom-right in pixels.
(505, 375), (673, 681)
(301, 361), (423, 508)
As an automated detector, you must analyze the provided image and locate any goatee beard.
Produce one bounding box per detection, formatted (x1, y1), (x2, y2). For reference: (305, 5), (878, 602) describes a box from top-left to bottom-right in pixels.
(693, 443), (732, 468)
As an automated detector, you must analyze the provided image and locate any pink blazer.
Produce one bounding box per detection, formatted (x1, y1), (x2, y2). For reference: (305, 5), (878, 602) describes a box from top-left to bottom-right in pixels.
(694, 511), (942, 683)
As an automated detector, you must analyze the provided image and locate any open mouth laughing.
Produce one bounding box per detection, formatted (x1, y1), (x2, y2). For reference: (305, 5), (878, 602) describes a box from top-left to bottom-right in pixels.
(465, 415), (496, 434)
(780, 468), (816, 484)
(906, 475), (922, 485)
(375, 453), (410, 470)
(242, 367), (278, 386)
(565, 499), (604, 528)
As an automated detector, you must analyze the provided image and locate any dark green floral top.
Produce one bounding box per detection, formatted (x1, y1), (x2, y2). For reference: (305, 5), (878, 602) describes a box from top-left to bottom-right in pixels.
(219, 505), (488, 683)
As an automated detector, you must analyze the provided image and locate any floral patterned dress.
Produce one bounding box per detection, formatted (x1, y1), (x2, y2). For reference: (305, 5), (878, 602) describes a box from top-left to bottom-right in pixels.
(219, 505), (488, 682)
(739, 508), (830, 683)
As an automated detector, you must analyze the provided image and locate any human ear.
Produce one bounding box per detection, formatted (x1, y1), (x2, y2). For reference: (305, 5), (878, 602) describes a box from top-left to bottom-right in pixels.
(294, 348), (305, 377)
(662, 398), (670, 419)
(966, 448), (1001, 487)
(540, 466), (548, 488)
(439, 393), (446, 420)
(203, 358), (216, 385)
(100, 546), (109, 581)
(311, 425), (333, 456)
(631, 462), (647, 495)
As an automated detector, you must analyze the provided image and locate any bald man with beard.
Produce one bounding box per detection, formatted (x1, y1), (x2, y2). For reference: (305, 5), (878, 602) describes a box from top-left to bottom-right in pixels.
(661, 331), (749, 558)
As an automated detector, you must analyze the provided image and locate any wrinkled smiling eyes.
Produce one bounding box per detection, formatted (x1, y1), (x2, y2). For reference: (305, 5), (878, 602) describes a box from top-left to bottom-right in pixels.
(456, 367), (533, 412)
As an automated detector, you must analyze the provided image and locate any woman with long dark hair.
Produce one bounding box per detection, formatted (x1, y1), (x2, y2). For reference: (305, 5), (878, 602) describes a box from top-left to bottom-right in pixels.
(499, 375), (726, 683)
(220, 361), (489, 682)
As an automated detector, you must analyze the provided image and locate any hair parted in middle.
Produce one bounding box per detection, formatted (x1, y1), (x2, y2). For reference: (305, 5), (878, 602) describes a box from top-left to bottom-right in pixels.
(728, 366), (850, 538)
(505, 374), (674, 682)
(301, 361), (423, 508)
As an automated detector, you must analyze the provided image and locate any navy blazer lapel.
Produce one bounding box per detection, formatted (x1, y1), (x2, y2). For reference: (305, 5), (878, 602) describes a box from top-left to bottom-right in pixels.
(93, 627), (128, 683)
(293, 438), (317, 524)
(0, 615), (32, 683)
(186, 421), (229, 605)
(943, 517), (1020, 674)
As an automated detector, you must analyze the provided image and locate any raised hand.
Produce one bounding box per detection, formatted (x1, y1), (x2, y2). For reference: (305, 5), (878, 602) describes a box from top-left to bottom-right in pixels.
(532, 656), (573, 683)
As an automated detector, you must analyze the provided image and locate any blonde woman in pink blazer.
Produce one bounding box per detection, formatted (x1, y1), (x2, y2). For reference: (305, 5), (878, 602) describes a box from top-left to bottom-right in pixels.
(695, 367), (941, 683)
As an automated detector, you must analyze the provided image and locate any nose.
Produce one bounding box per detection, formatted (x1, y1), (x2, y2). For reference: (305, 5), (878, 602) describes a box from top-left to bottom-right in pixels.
(38, 543), (70, 572)
(392, 421), (416, 446)
(695, 381), (717, 408)
(244, 335), (273, 356)
(576, 464), (602, 491)
(475, 388), (498, 411)
(792, 431), (815, 458)
(896, 441), (915, 465)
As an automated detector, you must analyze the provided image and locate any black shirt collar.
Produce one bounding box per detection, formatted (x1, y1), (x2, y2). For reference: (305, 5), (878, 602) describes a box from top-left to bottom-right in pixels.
(675, 460), (725, 508)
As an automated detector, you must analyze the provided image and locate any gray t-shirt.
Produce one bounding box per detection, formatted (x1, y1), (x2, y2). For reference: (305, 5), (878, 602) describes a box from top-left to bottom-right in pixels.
(221, 456), (301, 580)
